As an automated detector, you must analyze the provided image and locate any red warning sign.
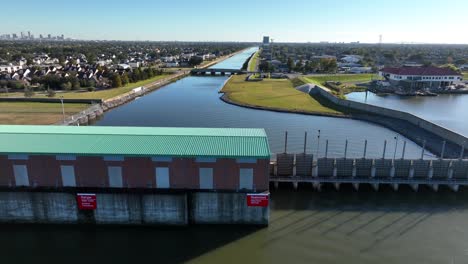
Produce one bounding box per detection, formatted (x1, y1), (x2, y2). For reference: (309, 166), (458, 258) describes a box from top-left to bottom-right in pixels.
(247, 193), (269, 207)
(77, 193), (97, 210)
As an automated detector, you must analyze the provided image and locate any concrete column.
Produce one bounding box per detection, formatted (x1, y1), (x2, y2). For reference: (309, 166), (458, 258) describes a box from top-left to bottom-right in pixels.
(293, 182), (299, 190)
(274, 182), (279, 189)
(390, 166), (395, 178)
(293, 155), (297, 177)
(409, 167), (415, 178)
(313, 164), (318, 178)
(371, 160), (376, 178)
(333, 166), (337, 178)
(448, 162), (453, 179)
(353, 183), (360, 191)
(313, 183), (322, 192)
(428, 166), (434, 179)
(432, 184), (439, 192)
(334, 183), (340, 191)
(392, 184), (399, 191)
(450, 185), (460, 192)
(410, 184), (419, 192)
(372, 183), (380, 191)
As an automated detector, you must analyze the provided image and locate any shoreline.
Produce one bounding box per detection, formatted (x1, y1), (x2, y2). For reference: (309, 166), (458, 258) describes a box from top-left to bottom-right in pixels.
(218, 81), (466, 158)
(62, 47), (255, 125)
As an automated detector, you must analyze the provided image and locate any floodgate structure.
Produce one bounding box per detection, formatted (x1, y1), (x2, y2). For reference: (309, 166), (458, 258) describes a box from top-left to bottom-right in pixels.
(0, 126), (271, 225)
(1, 125), (468, 226)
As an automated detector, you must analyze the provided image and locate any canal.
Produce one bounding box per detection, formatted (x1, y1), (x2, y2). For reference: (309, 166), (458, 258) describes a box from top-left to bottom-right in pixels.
(95, 47), (433, 159)
(3, 187), (468, 263)
(5, 47), (467, 264)
(347, 91), (468, 137)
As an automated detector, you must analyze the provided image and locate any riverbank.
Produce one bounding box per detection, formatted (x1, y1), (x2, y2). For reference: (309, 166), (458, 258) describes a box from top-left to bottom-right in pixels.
(0, 102), (90, 125)
(65, 49), (254, 125)
(0, 48), (252, 125)
(220, 75), (344, 117)
(247, 50), (260, 72)
(219, 75), (466, 158)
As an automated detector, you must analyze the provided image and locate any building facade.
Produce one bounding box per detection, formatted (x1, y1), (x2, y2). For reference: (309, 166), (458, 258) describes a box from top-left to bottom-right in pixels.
(0, 126), (271, 225)
(379, 66), (463, 89)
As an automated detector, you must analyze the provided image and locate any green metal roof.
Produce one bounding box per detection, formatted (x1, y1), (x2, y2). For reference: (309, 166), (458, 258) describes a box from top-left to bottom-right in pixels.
(0, 125), (271, 159)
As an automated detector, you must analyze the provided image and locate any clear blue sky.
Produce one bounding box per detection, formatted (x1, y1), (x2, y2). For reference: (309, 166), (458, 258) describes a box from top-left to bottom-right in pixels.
(3, 0), (468, 43)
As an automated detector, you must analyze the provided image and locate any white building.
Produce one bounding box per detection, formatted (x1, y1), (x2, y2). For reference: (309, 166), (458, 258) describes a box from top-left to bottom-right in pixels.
(379, 66), (463, 89)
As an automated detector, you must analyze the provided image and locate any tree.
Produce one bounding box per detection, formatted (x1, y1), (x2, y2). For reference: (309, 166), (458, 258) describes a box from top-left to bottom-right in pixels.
(121, 73), (129, 85)
(111, 74), (122, 88)
(320, 58), (337, 73)
(60, 82), (72, 91)
(189, 56), (203, 67)
(287, 57), (295, 73)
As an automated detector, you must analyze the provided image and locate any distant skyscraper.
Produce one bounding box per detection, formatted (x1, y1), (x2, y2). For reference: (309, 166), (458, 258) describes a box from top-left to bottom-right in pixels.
(48, 34), (51, 39)
(28, 31), (31, 39)
(263, 36), (270, 45)
(39, 34), (43, 39)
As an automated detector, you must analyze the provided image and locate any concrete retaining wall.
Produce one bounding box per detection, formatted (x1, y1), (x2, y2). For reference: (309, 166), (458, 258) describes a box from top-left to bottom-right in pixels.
(0, 191), (268, 225)
(190, 192), (269, 225)
(0, 191), (188, 225)
(309, 85), (468, 148)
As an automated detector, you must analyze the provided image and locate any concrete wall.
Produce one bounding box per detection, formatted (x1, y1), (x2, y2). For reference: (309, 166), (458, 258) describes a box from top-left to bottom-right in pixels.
(190, 192), (269, 225)
(0, 191), (268, 225)
(309, 85), (468, 148)
(0, 191), (187, 225)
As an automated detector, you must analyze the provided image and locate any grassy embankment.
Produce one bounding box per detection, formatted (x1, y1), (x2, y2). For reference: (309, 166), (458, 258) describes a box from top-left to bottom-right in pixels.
(0, 102), (89, 125)
(248, 51), (260, 72)
(221, 75), (343, 116)
(463, 72), (468, 79)
(0, 74), (172, 125)
(302, 74), (376, 95)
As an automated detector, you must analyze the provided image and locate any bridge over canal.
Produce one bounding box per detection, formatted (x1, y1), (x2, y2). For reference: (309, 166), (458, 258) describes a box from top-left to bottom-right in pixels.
(190, 68), (258, 75)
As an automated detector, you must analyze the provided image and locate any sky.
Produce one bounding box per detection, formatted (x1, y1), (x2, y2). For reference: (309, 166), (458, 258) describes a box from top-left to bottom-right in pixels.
(3, 0), (468, 44)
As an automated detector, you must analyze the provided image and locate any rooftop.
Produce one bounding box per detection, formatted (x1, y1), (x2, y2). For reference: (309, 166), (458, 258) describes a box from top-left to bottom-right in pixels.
(0, 126), (271, 159)
(380, 66), (462, 76)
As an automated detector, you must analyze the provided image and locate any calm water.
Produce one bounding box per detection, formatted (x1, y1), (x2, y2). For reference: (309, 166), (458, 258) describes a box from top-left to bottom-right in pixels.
(347, 92), (468, 137)
(7, 48), (466, 264)
(96, 48), (432, 159)
(3, 188), (468, 263)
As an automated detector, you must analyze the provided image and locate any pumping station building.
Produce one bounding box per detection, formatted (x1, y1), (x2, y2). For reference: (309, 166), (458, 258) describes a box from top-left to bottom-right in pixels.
(0, 125), (271, 225)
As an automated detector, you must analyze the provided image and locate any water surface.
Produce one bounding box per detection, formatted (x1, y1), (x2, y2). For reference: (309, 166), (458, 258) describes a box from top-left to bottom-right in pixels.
(347, 91), (468, 136)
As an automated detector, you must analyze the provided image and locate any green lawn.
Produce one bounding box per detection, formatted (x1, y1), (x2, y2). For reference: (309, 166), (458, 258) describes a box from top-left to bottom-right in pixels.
(302, 74), (377, 94)
(0, 74), (172, 100)
(0, 102), (89, 125)
(248, 51), (260, 72)
(221, 75), (342, 115)
(303, 74), (376, 84)
(463, 72), (468, 79)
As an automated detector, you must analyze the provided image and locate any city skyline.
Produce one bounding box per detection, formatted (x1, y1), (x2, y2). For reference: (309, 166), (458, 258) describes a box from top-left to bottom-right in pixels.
(2, 0), (468, 44)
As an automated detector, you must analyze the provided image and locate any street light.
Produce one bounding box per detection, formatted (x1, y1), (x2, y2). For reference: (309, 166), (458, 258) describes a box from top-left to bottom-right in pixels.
(60, 96), (65, 123)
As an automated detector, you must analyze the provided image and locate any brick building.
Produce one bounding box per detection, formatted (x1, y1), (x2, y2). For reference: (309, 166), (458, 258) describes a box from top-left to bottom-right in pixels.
(0, 126), (271, 192)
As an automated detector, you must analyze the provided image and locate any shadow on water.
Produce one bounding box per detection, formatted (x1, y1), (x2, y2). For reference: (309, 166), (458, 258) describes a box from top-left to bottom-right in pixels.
(0, 224), (260, 263)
